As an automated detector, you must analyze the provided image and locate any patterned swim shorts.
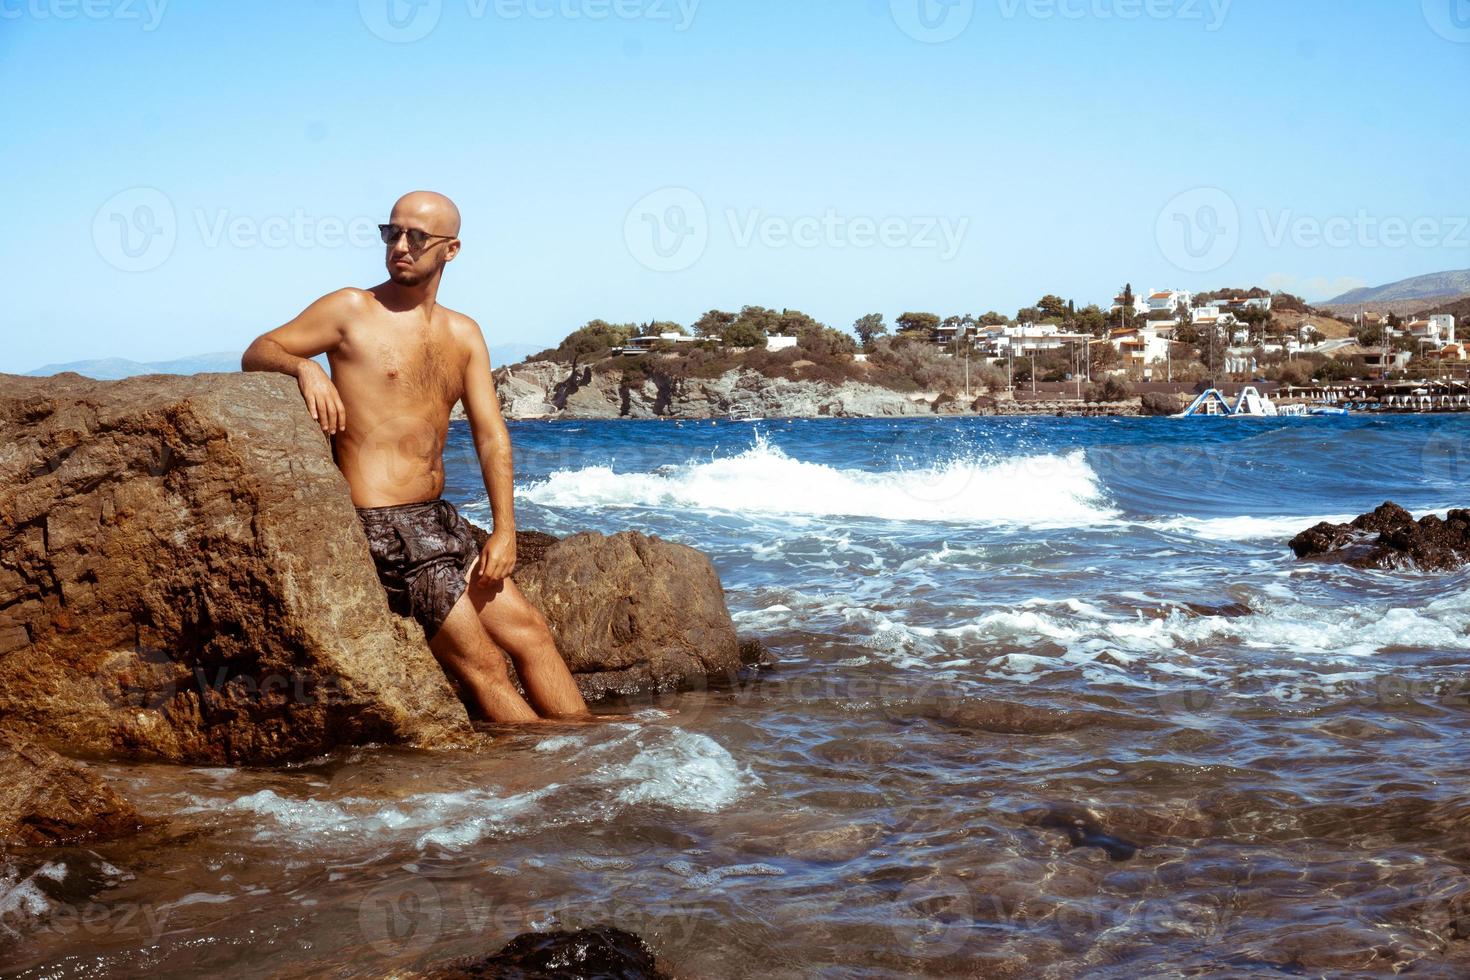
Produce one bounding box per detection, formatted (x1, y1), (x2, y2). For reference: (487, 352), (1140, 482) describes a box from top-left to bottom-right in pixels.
(356, 498), (488, 642)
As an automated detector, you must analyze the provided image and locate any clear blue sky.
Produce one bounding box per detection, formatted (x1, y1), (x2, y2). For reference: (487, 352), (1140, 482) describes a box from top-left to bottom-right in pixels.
(3, 0), (1467, 372)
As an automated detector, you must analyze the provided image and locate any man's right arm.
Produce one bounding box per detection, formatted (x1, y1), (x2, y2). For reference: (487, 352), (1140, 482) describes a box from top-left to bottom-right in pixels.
(241, 289), (359, 435)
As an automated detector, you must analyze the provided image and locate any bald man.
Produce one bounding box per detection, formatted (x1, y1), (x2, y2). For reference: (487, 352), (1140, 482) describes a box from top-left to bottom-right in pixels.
(242, 191), (592, 725)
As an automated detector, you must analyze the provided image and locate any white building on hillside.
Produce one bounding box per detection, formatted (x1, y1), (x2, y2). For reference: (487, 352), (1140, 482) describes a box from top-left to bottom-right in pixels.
(1109, 290), (1150, 319)
(1109, 324), (1171, 365)
(1146, 289), (1193, 320)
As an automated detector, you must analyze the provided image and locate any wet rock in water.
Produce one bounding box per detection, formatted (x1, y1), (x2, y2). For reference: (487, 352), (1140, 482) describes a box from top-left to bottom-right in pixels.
(1029, 805), (1141, 862)
(0, 729), (143, 846)
(505, 527), (745, 701)
(428, 926), (671, 979)
(1290, 502), (1470, 571)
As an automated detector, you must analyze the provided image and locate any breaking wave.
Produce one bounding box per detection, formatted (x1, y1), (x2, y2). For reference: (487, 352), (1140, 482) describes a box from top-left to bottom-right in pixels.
(523, 432), (1117, 527)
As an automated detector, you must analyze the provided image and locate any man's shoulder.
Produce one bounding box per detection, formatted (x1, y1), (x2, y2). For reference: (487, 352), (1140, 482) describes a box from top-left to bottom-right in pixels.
(440, 306), (485, 344)
(315, 286), (377, 316)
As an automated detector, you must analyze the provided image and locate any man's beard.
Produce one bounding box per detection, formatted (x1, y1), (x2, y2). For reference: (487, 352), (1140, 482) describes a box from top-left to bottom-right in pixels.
(389, 263), (432, 286)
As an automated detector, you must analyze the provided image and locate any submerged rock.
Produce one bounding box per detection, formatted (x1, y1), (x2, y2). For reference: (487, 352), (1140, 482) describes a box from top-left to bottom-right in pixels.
(1290, 502), (1470, 571)
(428, 926), (672, 979)
(1028, 804), (1141, 862)
(0, 372), (746, 765)
(0, 729), (143, 846)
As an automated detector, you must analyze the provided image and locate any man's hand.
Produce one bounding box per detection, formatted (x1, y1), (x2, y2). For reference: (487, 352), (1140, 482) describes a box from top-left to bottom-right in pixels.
(297, 361), (346, 435)
(474, 529), (517, 585)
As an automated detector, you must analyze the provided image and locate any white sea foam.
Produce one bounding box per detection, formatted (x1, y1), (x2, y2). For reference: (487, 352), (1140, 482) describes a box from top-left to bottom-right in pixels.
(523, 433), (1117, 527)
(0, 861), (66, 937)
(186, 730), (760, 852)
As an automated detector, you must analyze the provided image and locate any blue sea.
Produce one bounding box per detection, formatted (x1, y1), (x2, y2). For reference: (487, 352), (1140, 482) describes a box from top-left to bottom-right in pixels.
(6, 415), (1470, 977)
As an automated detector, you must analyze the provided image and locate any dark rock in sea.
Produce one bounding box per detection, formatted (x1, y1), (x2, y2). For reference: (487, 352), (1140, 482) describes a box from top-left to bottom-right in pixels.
(1029, 804), (1141, 862)
(0, 729), (143, 846)
(0, 372), (745, 765)
(1290, 501), (1470, 571)
(427, 926), (672, 980)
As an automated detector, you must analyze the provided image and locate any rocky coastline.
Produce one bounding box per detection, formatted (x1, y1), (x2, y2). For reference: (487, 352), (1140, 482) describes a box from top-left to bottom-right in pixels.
(477, 360), (1142, 421)
(0, 370), (760, 847)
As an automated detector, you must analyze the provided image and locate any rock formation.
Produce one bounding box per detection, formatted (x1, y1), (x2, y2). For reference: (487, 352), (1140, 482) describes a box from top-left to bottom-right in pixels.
(1290, 502), (1470, 571)
(426, 926), (672, 979)
(0, 729), (142, 846)
(0, 372), (747, 766)
(482, 361), (932, 420)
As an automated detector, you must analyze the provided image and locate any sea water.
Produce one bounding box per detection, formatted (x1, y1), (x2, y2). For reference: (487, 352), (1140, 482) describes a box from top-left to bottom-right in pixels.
(5, 416), (1470, 977)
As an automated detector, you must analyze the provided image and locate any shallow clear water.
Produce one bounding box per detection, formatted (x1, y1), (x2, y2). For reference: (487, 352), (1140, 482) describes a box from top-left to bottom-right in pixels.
(6, 416), (1470, 977)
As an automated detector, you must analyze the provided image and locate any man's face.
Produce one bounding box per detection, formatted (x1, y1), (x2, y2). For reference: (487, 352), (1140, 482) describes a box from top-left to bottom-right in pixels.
(383, 207), (458, 286)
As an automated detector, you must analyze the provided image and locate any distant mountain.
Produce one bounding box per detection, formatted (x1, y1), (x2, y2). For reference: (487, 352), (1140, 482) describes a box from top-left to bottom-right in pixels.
(1324, 269), (1470, 308)
(22, 352), (256, 379)
(22, 344), (544, 379)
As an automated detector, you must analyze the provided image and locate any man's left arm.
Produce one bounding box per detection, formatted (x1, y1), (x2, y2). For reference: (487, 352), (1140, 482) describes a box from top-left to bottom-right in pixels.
(460, 320), (517, 585)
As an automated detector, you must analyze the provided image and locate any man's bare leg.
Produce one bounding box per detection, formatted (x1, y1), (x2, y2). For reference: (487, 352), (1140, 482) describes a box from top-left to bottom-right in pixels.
(428, 592), (542, 723)
(462, 568), (593, 721)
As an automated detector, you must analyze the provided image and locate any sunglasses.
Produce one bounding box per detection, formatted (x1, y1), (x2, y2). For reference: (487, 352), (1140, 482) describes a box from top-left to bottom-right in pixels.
(378, 223), (456, 254)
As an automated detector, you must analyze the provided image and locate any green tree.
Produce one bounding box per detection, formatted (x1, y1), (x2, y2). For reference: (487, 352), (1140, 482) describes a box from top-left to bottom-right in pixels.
(649, 320), (687, 336)
(1037, 294), (1069, 321)
(1074, 304), (1110, 338)
(724, 320), (767, 348)
(692, 309), (736, 339)
(853, 313), (888, 351)
(977, 311), (1008, 327)
(895, 311), (941, 336)
(1016, 307), (1041, 324)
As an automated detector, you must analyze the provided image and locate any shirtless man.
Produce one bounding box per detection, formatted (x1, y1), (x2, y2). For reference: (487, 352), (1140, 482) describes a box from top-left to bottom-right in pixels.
(241, 190), (591, 725)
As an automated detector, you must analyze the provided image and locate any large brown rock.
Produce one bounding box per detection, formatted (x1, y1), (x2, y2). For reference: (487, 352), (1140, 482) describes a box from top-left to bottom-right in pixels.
(465, 525), (745, 701)
(0, 729), (142, 846)
(0, 371), (473, 764)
